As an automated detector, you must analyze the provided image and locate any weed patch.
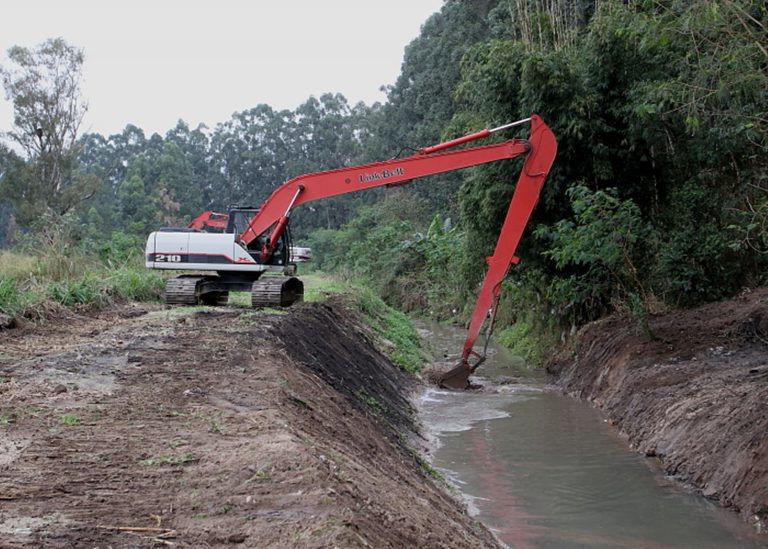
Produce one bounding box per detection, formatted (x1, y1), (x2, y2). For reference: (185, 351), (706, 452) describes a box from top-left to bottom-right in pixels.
(209, 412), (225, 434)
(106, 265), (164, 302)
(302, 273), (347, 302)
(356, 389), (386, 416)
(351, 287), (423, 373)
(58, 414), (81, 426)
(300, 274), (425, 373)
(245, 463), (273, 482)
(414, 453), (444, 482)
(495, 320), (543, 367)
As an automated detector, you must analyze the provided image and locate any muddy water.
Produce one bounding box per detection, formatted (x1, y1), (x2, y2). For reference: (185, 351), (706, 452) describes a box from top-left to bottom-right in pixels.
(416, 321), (764, 549)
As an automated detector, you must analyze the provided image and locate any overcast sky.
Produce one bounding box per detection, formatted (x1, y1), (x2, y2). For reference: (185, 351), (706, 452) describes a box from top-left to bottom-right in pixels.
(0, 0), (444, 137)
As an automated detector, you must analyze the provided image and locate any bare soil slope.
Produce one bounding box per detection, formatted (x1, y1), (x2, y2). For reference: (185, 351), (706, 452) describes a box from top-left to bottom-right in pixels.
(549, 288), (768, 533)
(0, 300), (499, 548)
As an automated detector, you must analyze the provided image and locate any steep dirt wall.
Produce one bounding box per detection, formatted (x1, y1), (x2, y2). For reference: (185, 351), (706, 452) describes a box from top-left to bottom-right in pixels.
(549, 289), (768, 533)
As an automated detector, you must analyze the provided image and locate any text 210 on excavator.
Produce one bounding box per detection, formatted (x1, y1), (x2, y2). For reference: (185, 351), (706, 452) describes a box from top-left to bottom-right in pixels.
(145, 115), (557, 388)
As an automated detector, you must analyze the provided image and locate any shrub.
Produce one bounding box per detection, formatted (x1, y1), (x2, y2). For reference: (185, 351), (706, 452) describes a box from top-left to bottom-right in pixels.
(536, 184), (654, 322)
(48, 274), (107, 308)
(350, 286), (424, 373)
(106, 265), (164, 302)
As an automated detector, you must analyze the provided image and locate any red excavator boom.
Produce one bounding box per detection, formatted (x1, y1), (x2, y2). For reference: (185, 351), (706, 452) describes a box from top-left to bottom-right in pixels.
(237, 118), (551, 263)
(149, 115), (557, 388)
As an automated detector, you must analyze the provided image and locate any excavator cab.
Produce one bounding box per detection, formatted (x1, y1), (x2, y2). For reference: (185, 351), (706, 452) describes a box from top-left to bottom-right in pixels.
(225, 207), (258, 235)
(226, 207), (291, 267)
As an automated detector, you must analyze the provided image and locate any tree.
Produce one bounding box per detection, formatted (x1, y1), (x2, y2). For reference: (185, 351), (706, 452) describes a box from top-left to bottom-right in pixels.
(116, 173), (157, 236)
(289, 93), (367, 236)
(208, 104), (294, 209)
(164, 120), (215, 210)
(0, 37), (98, 222)
(0, 143), (20, 247)
(371, 0), (499, 217)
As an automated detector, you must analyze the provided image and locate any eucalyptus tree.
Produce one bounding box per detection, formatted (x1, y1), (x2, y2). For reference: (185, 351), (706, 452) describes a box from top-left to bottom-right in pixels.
(288, 93), (368, 236)
(208, 104), (295, 209)
(372, 0), (499, 217)
(0, 144), (23, 245)
(0, 38), (99, 223)
(165, 120), (215, 210)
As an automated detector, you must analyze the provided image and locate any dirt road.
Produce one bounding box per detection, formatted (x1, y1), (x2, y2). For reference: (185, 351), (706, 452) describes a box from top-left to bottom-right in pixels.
(550, 288), (768, 534)
(0, 300), (499, 548)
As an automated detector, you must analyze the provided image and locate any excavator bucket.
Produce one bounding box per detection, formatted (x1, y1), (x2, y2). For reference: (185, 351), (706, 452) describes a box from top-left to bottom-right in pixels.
(438, 363), (472, 389)
(439, 355), (485, 389)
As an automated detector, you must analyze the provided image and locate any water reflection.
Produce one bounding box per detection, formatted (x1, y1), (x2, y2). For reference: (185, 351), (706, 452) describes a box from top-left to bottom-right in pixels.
(416, 321), (763, 549)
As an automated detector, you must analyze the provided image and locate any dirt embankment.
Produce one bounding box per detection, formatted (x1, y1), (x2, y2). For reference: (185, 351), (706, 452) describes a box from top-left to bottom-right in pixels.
(549, 288), (768, 533)
(0, 300), (499, 548)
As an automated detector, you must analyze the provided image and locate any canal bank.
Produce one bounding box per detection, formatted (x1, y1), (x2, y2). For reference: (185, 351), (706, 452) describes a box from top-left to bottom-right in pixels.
(549, 288), (768, 535)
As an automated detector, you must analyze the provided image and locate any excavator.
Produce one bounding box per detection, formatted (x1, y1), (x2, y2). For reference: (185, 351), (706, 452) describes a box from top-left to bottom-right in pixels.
(145, 115), (557, 388)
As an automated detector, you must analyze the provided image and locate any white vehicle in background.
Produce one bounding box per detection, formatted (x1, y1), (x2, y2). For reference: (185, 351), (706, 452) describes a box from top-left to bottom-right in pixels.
(290, 246), (312, 263)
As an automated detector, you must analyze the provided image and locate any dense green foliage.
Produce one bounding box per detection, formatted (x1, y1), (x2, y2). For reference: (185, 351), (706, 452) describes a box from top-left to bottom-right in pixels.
(308, 0), (768, 361)
(1, 1), (766, 361)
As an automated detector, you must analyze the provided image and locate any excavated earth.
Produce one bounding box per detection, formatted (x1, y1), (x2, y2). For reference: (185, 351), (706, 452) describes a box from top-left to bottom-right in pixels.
(549, 288), (768, 534)
(0, 299), (500, 548)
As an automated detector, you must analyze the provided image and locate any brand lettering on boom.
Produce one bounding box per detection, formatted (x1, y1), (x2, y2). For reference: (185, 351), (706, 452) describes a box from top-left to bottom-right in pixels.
(358, 167), (404, 184)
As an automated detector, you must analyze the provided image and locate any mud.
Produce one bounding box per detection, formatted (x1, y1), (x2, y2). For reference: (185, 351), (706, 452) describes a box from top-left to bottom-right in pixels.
(0, 301), (499, 548)
(549, 288), (768, 534)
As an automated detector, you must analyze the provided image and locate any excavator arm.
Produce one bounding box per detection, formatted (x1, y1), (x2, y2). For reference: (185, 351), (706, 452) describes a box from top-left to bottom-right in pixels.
(440, 116), (557, 388)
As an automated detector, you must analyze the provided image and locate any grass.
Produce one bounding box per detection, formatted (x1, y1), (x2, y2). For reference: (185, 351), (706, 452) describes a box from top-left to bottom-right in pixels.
(0, 251), (37, 279)
(58, 413), (81, 426)
(218, 273), (349, 310)
(350, 285), (424, 373)
(414, 453), (444, 481)
(301, 272), (425, 373)
(356, 389), (386, 416)
(2, 243), (425, 374)
(301, 273), (348, 302)
(0, 249), (164, 319)
(494, 316), (557, 369)
(0, 276), (37, 317)
(209, 412), (225, 434)
(245, 462), (273, 482)
(106, 265), (165, 302)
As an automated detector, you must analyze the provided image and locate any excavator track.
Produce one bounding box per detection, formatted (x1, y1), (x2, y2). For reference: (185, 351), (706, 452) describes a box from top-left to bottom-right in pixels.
(165, 276), (204, 305)
(251, 276), (304, 308)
